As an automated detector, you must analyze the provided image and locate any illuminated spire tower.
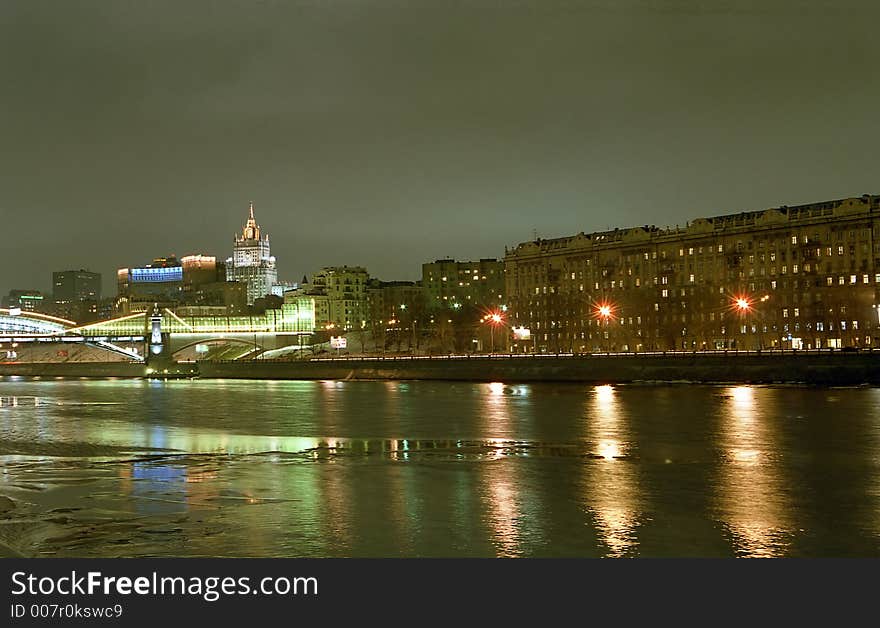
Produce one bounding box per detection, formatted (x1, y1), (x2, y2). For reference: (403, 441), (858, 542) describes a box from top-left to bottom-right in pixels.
(226, 202), (278, 304)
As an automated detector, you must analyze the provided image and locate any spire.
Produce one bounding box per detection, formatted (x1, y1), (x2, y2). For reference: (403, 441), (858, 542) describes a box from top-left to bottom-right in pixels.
(243, 201), (260, 240)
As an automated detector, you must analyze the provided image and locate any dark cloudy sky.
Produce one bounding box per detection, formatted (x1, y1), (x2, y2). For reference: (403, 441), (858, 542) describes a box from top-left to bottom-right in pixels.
(1, 0), (877, 296)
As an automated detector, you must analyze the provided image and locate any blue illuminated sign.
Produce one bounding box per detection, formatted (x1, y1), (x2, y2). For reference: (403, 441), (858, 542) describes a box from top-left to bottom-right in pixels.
(130, 267), (183, 283)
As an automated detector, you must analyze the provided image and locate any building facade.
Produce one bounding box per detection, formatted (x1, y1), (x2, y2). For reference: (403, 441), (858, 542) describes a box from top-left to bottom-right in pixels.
(366, 280), (426, 323)
(52, 269), (102, 323)
(118, 255), (247, 315)
(310, 266), (369, 330)
(227, 202), (278, 305)
(2, 289), (46, 313)
(504, 195), (880, 353)
(421, 258), (505, 310)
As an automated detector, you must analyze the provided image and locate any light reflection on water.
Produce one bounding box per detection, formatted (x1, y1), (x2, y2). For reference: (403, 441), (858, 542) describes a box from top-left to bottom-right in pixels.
(715, 386), (794, 558)
(582, 384), (640, 558)
(0, 378), (878, 557)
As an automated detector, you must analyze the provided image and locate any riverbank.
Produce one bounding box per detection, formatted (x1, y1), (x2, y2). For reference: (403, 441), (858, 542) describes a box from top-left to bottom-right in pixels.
(1, 351), (877, 385)
(196, 351), (880, 385)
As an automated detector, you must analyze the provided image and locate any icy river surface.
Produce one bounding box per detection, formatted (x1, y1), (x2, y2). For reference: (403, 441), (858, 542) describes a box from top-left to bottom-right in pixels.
(1, 377), (879, 557)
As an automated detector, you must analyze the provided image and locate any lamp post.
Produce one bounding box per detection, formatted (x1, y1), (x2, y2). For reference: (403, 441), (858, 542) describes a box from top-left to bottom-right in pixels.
(733, 294), (769, 350)
(480, 312), (504, 354)
(594, 302), (614, 353)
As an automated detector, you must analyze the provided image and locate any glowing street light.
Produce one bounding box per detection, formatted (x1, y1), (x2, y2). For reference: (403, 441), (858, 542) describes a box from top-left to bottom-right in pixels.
(594, 302), (615, 322)
(735, 298), (751, 312)
(483, 311), (505, 353)
(592, 301), (616, 353)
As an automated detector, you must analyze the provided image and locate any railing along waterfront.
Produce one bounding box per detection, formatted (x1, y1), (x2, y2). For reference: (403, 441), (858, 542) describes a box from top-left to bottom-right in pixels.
(204, 347), (878, 364)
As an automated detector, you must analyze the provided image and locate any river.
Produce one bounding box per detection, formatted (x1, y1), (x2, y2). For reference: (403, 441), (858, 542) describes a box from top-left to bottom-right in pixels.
(1, 377), (878, 557)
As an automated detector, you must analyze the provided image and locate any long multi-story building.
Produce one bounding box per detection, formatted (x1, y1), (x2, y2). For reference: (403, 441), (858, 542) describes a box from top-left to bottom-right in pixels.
(227, 202), (277, 305)
(504, 194), (880, 353)
(422, 258), (505, 310)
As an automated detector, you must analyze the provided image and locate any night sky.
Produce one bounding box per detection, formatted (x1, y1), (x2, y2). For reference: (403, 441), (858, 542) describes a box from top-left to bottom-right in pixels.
(1, 1), (877, 296)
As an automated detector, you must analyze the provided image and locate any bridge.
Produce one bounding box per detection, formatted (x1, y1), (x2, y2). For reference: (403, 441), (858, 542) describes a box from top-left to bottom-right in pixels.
(0, 302), (315, 363)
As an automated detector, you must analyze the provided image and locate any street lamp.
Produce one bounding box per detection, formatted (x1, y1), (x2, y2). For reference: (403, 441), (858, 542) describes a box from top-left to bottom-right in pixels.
(481, 311), (504, 353)
(593, 301), (615, 352)
(731, 293), (770, 350)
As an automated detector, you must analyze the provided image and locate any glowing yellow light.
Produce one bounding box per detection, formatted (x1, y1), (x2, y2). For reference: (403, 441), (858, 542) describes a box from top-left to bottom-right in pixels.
(491, 313), (502, 324)
(595, 303), (613, 320)
(736, 298), (751, 311)
(598, 440), (621, 461)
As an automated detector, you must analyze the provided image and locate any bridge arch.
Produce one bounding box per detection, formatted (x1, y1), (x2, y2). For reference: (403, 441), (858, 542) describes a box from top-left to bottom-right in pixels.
(0, 309), (75, 335)
(171, 337), (265, 359)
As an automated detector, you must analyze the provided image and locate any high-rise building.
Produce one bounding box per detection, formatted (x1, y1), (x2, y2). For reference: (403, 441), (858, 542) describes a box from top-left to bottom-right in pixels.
(52, 269), (101, 323)
(504, 194), (880, 353)
(226, 202), (277, 305)
(422, 258), (505, 310)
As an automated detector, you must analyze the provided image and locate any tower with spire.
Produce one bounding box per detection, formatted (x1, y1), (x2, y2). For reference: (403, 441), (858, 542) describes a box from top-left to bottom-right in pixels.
(226, 201), (278, 305)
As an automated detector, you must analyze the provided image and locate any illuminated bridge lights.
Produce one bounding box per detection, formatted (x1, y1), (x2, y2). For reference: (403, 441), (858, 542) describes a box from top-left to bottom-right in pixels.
(0, 309), (74, 335)
(2, 308), (316, 342)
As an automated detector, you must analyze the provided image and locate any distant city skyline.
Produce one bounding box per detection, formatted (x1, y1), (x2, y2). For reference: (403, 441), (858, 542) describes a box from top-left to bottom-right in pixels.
(2, 1), (878, 295)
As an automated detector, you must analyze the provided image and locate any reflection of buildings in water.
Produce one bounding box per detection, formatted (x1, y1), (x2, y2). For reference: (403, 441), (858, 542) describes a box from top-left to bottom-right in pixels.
(316, 444), (355, 555)
(582, 384), (641, 557)
(716, 386), (793, 557)
(118, 462), (188, 516)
